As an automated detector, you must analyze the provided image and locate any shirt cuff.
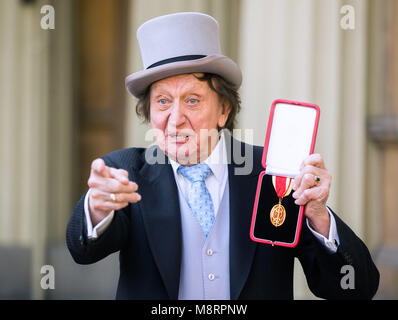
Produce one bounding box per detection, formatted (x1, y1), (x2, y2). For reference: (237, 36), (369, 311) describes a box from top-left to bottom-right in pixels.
(306, 207), (340, 253)
(84, 189), (115, 240)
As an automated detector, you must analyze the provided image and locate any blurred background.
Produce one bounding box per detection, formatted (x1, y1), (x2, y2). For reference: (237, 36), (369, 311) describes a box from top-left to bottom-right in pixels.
(0, 0), (397, 299)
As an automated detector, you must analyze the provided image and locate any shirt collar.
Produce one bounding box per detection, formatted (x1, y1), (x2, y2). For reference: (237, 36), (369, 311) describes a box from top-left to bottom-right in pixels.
(169, 131), (228, 183)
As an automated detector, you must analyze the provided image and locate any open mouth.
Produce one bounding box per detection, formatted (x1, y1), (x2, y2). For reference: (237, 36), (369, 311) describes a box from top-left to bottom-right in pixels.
(167, 134), (190, 144)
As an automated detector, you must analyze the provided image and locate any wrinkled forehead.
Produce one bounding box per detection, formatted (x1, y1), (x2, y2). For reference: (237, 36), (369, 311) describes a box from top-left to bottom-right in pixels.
(149, 73), (208, 94)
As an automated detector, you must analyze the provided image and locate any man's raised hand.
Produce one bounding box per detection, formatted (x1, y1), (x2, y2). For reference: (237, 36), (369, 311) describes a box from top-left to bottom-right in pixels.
(87, 158), (141, 227)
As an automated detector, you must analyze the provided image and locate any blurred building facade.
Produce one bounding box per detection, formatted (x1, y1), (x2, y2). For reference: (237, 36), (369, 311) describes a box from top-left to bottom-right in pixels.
(0, 0), (397, 299)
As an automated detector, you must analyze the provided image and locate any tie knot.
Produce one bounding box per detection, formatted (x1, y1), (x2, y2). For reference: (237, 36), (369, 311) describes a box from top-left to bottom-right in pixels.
(177, 163), (212, 183)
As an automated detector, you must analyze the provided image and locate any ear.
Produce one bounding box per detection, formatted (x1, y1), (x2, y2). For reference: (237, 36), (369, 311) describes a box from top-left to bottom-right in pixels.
(217, 99), (231, 128)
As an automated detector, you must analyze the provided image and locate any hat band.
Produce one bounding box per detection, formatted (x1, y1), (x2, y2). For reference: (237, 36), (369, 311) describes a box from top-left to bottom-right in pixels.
(147, 55), (207, 69)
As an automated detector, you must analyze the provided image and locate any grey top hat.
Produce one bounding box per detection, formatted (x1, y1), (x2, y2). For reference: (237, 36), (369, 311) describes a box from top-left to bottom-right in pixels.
(125, 12), (242, 98)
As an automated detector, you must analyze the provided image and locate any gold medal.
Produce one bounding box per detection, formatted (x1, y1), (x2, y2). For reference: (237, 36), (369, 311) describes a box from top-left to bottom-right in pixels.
(269, 176), (292, 227)
(270, 198), (286, 227)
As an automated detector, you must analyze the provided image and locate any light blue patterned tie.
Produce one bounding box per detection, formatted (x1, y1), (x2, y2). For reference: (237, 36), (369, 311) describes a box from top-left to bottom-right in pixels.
(178, 163), (215, 237)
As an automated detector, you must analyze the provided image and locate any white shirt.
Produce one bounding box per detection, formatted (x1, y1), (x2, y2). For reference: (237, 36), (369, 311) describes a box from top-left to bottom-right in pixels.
(84, 131), (340, 252)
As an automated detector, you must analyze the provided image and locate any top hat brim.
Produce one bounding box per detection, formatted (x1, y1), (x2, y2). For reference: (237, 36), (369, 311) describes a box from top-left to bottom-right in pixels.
(125, 54), (242, 98)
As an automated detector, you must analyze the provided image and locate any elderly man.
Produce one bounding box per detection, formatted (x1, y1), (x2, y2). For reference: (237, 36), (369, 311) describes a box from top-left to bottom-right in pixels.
(66, 12), (379, 300)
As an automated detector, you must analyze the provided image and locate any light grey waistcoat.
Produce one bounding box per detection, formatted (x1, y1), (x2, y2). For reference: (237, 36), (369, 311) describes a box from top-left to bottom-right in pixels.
(177, 180), (230, 300)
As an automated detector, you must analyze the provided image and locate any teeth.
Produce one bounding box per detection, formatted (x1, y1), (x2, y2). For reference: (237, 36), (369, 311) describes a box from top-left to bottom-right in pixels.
(171, 134), (188, 139)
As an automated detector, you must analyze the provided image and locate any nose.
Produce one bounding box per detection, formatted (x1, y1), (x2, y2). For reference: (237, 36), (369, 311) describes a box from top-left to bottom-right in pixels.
(168, 101), (186, 128)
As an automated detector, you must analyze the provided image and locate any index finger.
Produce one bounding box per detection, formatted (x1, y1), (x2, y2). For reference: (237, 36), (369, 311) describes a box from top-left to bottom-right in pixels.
(91, 158), (112, 178)
(300, 153), (325, 170)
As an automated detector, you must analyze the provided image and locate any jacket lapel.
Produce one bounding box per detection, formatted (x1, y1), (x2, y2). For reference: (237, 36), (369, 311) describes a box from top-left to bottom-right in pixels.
(135, 146), (182, 300)
(226, 134), (260, 300)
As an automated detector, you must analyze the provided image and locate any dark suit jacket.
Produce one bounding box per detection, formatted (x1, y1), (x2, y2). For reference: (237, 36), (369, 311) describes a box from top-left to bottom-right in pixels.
(66, 136), (379, 299)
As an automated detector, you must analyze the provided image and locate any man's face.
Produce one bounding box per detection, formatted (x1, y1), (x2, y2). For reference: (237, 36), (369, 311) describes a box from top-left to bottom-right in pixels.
(149, 73), (230, 164)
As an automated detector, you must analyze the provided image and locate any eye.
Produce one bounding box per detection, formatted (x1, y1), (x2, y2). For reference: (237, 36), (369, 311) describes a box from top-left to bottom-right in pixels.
(159, 99), (168, 105)
(187, 98), (199, 105)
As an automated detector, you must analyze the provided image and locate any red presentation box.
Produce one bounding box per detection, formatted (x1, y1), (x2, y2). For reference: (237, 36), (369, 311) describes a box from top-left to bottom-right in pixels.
(250, 99), (320, 248)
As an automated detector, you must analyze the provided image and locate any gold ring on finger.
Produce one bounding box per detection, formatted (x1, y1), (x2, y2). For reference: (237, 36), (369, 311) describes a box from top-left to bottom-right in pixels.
(110, 193), (117, 202)
(314, 175), (321, 186)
